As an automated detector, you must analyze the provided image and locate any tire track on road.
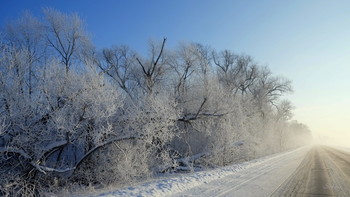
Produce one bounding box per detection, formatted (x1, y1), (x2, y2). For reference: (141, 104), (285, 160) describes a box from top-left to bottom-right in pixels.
(271, 146), (350, 197)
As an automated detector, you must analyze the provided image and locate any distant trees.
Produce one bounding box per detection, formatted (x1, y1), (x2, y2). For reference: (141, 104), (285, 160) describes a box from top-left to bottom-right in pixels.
(0, 9), (311, 196)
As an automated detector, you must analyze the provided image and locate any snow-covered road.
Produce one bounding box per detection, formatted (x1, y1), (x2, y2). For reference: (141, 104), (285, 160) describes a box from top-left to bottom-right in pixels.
(89, 146), (310, 197)
(173, 147), (309, 197)
(271, 146), (350, 196)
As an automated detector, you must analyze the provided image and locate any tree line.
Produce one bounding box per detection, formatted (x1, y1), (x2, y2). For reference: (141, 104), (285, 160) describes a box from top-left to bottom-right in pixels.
(0, 9), (311, 196)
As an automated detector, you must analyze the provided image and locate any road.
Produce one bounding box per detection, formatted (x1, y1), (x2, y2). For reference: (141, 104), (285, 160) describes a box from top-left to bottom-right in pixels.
(93, 146), (350, 197)
(174, 146), (350, 197)
(271, 146), (350, 196)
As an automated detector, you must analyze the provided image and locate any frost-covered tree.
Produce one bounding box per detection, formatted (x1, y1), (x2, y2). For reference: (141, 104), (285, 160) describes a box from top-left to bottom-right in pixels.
(0, 8), (312, 195)
(43, 8), (92, 73)
(0, 58), (123, 194)
(4, 11), (44, 97)
(99, 45), (137, 100)
(135, 38), (168, 94)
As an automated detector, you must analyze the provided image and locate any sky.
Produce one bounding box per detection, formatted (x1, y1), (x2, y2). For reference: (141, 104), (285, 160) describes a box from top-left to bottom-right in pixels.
(1, 0), (349, 146)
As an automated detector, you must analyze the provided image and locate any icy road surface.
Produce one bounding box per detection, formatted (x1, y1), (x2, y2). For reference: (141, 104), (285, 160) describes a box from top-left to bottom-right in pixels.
(271, 146), (350, 196)
(90, 146), (312, 197)
(174, 147), (309, 197)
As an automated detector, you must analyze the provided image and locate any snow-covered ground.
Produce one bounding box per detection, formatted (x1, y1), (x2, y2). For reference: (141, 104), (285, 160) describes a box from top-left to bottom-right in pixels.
(332, 145), (350, 153)
(85, 146), (310, 197)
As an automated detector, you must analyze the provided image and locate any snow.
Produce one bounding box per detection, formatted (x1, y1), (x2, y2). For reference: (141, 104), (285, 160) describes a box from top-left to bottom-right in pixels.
(332, 145), (350, 153)
(86, 146), (310, 197)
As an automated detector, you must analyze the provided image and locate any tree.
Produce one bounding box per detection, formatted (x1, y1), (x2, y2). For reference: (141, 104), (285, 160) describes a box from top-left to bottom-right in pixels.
(4, 11), (44, 97)
(0, 60), (128, 194)
(234, 55), (259, 96)
(250, 66), (292, 116)
(43, 8), (91, 73)
(99, 45), (137, 100)
(135, 38), (167, 94)
(212, 49), (238, 90)
(276, 100), (294, 121)
(168, 42), (199, 99)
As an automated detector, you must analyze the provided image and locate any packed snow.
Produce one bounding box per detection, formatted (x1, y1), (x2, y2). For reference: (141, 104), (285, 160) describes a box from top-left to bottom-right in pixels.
(87, 146), (309, 197)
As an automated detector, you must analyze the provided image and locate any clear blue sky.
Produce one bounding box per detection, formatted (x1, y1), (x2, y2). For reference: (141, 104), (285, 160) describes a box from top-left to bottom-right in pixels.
(1, 0), (350, 145)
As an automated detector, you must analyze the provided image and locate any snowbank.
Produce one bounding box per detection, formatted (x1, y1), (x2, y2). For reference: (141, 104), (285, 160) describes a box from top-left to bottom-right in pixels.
(87, 147), (307, 197)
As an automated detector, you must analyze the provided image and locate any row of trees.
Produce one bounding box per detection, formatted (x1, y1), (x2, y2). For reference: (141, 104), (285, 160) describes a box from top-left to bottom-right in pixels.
(0, 9), (311, 196)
